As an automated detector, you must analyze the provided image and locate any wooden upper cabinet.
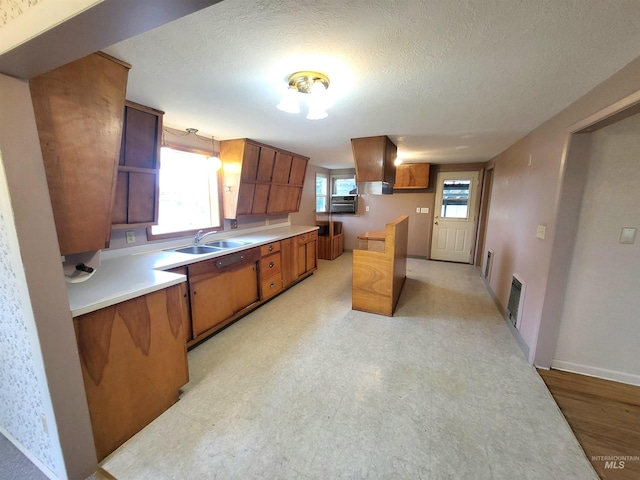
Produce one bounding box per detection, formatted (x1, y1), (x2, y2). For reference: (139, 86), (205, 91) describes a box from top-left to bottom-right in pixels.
(394, 163), (430, 189)
(111, 101), (163, 229)
(30, 52), (129, 256)
(221, 139), (309, 219)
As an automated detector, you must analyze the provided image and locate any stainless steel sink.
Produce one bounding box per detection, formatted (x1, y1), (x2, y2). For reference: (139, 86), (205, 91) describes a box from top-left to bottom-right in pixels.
(173, 245), (222, 254)
(205, 240), (249, 249)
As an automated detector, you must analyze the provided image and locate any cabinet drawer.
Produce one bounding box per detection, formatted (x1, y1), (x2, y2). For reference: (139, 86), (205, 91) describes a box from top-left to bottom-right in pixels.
(260, 253), (282, 277)
(261, 272), (283, 299)
(298, 231), (317, 244)
(260, 241), (281, 256)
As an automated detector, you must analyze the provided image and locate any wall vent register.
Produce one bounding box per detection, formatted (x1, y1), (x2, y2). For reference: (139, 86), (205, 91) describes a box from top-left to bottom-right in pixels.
(507, 275), (523, 327)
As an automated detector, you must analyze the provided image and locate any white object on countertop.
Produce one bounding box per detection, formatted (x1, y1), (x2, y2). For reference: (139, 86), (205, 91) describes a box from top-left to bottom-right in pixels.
(63, 250), (100, 283)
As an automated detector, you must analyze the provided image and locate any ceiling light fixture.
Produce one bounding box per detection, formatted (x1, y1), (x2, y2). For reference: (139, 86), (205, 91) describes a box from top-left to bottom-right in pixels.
(277, 71), (331, 120)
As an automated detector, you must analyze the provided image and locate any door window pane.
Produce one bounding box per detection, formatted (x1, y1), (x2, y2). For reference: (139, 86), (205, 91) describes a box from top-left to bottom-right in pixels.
(441, 179), (470, 219)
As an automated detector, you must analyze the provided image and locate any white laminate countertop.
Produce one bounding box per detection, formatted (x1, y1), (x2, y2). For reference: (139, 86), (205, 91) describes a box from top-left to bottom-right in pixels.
(67, 225), (318, 317)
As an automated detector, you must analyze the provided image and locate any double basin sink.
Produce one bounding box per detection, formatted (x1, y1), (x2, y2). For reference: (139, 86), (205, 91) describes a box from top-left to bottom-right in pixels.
(173, 240), (250, 255)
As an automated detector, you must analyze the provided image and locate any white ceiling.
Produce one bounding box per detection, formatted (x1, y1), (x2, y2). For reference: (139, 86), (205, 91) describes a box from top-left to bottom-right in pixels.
(103, 0), (640, 169)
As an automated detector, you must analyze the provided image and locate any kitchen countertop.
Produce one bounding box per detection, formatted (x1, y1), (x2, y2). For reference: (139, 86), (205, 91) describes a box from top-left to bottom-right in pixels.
(357, 230), (386, 241)
(67, 225), (318, 317)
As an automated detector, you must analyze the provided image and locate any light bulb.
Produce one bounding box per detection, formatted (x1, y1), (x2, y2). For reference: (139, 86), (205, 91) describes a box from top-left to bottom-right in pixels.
(277, 87), (300, 113)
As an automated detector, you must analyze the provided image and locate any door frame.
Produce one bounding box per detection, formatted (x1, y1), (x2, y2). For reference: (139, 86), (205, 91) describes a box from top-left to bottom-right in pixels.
(426, 164), (487, 263)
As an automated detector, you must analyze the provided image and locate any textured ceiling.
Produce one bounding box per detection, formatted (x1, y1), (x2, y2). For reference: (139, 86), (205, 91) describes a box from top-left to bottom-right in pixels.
(104, 0), (640, 168)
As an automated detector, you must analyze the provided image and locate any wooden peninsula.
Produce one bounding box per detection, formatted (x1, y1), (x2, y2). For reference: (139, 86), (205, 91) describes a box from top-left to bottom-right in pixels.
(352, 215), (409, 316)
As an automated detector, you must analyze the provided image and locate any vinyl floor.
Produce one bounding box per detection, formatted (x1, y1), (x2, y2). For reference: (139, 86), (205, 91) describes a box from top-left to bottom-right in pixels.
(100, 254), (597, 479)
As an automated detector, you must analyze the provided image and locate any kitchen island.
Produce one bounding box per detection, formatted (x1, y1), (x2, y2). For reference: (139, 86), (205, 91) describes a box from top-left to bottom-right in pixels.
(352, 216), (409, 316)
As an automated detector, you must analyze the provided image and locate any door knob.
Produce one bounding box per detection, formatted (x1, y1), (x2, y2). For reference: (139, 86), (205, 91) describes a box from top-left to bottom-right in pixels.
(434, 221), (439, 225)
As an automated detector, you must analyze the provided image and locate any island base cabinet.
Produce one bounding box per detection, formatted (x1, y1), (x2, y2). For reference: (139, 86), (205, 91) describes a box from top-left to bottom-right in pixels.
(73, 285), (189, 461)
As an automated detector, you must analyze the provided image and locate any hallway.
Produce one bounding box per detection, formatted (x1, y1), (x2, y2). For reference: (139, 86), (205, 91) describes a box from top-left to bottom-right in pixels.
(100, 255), (596, 479)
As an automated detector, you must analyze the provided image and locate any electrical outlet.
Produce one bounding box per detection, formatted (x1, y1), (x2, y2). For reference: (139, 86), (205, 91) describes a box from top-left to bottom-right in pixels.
(125, 231), (136, 244)
(366, 206), (370, 212)
(536, 225), (546, 239)
(230, 219), (238, 229)
(416, 207), (420, 213)
(620, 227), (637, 244)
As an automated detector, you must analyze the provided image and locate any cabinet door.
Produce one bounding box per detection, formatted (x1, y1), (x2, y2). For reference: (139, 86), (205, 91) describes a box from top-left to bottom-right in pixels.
(168, 267), (192, 343)
(237, 183), (255, 216)
(272, 152), (293, 183)
(121, 106), (160, 169)
(394, 163), (429, 188)
(289, 156), (307, 185)
(306, 240), (317, 272)
(267, 185), (301, 214)
(251, 184), (271, 215)
(112, 101), (163, 228)
(280, 238), (295, 288)
(232, 264), (259, 312)
(191, 272), (235, 337)
(190, 259), (259, 338)
(240, 143), (260, 182)
(296, 242), (307, 277)
(256, 147), (276, 182)
(128, 172), (157, 224)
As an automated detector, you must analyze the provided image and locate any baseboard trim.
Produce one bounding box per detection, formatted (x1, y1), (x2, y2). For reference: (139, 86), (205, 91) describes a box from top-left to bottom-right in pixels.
(481, 276), (530, 361)
(550, 359), (640, 387)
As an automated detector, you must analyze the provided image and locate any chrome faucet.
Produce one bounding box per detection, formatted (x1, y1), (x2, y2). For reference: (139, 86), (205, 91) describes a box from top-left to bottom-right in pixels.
(194, 229), (217, 245)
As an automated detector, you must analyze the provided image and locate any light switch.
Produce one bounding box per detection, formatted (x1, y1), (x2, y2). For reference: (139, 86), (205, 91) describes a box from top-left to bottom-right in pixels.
(366, 206), (370, 212)
(620, 227), (637, 245)
(420, 207), (429, 214)
(536, 225), (546, 240)
(416, 207), (420, 213)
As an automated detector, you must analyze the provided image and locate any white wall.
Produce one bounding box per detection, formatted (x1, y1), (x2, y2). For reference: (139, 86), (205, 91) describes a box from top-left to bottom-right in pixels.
(552, 113), (640, 385)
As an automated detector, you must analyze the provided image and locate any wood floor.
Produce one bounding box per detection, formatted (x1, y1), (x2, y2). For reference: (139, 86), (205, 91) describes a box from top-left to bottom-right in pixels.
(539, 369), (640, 480)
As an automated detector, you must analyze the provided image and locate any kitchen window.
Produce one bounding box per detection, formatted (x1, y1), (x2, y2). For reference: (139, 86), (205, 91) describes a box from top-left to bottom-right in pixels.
(331, 175), (357, 196)
(147, 147), (223, 239)
(316, 173), (328, 213)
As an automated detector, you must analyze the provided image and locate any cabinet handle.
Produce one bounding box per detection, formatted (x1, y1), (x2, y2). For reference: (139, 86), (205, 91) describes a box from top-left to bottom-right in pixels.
(268, 245), (274, 252)
(269, 261), (275, 268)
(270, 282), (275, 289)
(301, 235), (306, 241)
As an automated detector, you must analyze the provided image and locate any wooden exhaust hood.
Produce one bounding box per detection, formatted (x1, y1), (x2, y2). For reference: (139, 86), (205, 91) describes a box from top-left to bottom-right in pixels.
(351, 135), (397, 194)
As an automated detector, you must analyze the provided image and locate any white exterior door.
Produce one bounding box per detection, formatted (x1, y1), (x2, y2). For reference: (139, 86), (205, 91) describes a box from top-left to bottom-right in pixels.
(431, 171), (480, 263)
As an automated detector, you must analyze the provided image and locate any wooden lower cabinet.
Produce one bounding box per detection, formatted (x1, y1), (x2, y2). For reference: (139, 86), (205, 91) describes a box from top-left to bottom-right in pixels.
(188, 248), (260, 339)
(296, 231), (318, 278)
(73, 285), (189, 461)
(182, 232), (319, 347)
